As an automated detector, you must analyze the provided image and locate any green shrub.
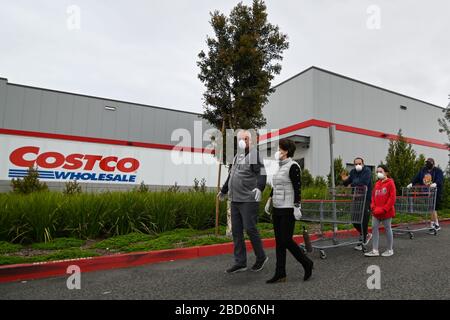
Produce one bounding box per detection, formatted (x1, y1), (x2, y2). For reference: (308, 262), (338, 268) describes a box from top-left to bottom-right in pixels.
(0, 191), (227, 243)
(11, 167), (48, 194)
(63, 180), (82, 195)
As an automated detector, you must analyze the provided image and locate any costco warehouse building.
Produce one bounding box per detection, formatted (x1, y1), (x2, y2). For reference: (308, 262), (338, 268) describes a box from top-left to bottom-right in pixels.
(0, 66), (448, 192)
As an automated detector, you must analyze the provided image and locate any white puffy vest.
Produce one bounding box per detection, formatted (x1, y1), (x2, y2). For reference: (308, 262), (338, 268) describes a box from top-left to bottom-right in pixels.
(272, 158), (300, 208)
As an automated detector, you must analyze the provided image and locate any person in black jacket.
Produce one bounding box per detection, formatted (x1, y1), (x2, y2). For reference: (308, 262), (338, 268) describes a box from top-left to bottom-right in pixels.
(264, 139), (313, 283)
(341, 157), (373, 251)
(408, 157), (443, 231)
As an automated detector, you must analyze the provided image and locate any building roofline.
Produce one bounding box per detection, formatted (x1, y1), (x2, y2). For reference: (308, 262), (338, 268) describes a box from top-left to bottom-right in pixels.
(4, 80), (203, 117)
(272, 66), (444, 110)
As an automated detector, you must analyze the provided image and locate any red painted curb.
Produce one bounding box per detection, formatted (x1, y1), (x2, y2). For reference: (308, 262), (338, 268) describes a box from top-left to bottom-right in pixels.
(0, 219), (448, 283)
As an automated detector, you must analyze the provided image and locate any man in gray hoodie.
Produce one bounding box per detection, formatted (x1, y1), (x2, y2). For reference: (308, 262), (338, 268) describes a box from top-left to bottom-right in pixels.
(218, 130), (268, 274)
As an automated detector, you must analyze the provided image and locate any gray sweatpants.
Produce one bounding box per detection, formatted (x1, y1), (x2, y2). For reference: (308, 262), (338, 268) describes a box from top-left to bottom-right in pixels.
(372, 217), (393, 251)
(230, 201), (266, 266)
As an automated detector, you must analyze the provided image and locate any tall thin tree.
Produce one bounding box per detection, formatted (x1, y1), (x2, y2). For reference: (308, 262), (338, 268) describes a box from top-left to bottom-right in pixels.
(197, 0), (289, 235)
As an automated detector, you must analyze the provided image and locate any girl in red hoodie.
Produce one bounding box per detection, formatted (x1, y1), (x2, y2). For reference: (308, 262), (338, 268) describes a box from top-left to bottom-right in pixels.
(365, 165), (396, 257)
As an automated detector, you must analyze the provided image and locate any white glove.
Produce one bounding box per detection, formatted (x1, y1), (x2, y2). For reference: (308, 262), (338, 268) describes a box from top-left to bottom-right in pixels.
(407, 183), (413, 188)
(293, 205), (302, 220)
(264, 198), (272, 215)
(430, 183), (437, 188)
(217, 192), (226, 201)
(252, 188), (262, 201)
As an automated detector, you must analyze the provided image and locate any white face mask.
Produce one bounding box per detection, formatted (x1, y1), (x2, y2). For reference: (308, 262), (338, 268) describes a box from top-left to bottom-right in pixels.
(238, 139), (246, 150)
(274, 151), (281, 160)
(355, 164), (363, 172)
(377, 172), (385, 180)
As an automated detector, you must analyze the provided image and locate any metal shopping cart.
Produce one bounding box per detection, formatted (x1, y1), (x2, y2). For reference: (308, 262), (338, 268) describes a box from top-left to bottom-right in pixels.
(300, 186), (368, 259)
(393, 186), (438, 239)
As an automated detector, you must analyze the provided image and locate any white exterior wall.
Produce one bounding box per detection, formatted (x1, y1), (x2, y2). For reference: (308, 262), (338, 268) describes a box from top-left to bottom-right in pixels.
(263, 67), (448, 177)
(0, 133), (228, 192)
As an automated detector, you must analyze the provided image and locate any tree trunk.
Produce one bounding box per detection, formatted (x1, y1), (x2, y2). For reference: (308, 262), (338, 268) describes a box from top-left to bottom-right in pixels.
(226, 200), (232, 238)
(215, 120), (225, 236)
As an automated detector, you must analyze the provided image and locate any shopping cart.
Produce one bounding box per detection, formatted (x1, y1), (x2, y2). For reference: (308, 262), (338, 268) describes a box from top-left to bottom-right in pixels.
(300, 186), (368, 259)
(393, 186), (438, 239)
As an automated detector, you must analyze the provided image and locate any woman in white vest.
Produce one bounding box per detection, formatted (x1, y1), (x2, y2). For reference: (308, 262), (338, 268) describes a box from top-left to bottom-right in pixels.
(264, 139), (314, 283)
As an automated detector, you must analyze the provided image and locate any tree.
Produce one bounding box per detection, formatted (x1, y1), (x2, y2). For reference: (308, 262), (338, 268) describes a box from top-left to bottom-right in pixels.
(11, 166), (48, 194)
(198, 0), (289, 133)
(301, 168), (314, 188)
(327, 156), (345, 187)
(438, 95), (450, 170)
(197, 0), (289, 235)
(381, 130), (425, 193)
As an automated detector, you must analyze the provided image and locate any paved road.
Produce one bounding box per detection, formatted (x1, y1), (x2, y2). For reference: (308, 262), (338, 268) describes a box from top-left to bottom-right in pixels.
(1, 225), (449, 300)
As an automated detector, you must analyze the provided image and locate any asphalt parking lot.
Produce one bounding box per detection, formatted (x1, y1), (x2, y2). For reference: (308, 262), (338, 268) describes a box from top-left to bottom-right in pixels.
(1, 225), (449, 300)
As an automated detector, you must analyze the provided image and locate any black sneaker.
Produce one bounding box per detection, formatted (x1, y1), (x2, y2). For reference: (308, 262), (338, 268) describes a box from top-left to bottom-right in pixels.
(433, 223), (441, 231)
(303, 260), (314, 281)
(251, 256), (269, 272)
(225, 265), (247, 274)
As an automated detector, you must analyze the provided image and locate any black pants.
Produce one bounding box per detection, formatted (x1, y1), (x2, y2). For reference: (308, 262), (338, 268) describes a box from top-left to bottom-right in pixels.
(353, 202), (371, 242)
(272, 207), (312, 276)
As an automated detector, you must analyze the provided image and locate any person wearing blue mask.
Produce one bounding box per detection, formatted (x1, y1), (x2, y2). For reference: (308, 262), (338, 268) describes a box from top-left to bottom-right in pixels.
(341, 157), (373, 251)
(408, 157), (443, 231)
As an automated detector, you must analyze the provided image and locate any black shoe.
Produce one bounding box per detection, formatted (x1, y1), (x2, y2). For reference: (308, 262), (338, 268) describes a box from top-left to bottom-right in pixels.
(225, 265), (247, 274)
(303, 260), (313, 281)
(251, 256), (269, 272)
(266, 274), (287, 284)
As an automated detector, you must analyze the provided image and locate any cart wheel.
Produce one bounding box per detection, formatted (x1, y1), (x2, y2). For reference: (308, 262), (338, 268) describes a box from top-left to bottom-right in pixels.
(409, 232), (414, 240)
(433, 229), (438, 236)
(319, 250), (327, 259)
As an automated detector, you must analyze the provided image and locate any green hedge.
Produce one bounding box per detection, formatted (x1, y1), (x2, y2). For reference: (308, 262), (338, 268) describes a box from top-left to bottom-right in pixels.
(0, 191), (227, 243)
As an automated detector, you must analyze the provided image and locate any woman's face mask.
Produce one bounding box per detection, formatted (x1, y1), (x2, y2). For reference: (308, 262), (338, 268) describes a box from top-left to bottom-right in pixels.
(425, 161), (434, 170)
(377, 172), (385, 180)
(355, 164), (363, 172)
(274, 150), (286, 160)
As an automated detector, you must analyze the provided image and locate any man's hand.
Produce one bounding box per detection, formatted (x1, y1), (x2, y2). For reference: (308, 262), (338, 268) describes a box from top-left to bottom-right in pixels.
(264, 198), (272, 215)
(430, 183), (437, 188)
(252, 188), (262, 201)
(217, 191), (226, 201)
(407, 183), (413, 188)
(293, 204), (302, 220)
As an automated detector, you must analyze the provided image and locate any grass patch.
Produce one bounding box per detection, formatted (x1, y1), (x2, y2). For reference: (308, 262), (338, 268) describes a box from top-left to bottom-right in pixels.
(93, 232), (155, 250)
(0, 241), (23, 254)
(0, 248), (99, 265)
(31, 237), (86, 250)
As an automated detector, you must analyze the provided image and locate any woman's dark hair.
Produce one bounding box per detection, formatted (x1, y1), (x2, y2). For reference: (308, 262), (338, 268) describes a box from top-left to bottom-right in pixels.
(279, 138), (296, 158)
(377, 164), (390, 178)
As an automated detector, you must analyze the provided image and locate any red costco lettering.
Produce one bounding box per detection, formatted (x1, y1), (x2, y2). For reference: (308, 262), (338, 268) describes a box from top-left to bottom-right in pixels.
(9, 146), (140, 172)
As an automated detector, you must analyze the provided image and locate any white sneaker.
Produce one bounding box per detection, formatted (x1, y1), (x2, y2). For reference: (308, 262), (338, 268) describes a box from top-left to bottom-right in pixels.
(381, 250), (394, 257)
(364, 250), (380, 257)
(354, 244), (363, 251)
(364, 233), (373, 246)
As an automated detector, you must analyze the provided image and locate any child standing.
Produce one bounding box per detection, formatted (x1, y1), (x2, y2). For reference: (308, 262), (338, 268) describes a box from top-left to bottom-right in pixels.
(365, 165), (396, 257)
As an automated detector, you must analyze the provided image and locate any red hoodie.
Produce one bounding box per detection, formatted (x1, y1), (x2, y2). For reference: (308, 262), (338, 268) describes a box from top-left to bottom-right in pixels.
(371, 178), (396, 220)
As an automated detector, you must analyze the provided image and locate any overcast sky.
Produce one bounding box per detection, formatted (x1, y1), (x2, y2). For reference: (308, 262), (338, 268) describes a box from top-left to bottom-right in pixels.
(0, 0), (449, 114)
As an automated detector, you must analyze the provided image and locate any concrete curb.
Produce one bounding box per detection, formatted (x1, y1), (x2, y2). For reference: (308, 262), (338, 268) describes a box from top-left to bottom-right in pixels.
(0, 219), (448, 283)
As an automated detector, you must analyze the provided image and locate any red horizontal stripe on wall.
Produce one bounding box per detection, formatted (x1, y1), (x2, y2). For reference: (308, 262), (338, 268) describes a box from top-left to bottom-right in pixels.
(259, 119), (449, 150)
(0, 128), (214, 154)
(1, 118), (448, 153)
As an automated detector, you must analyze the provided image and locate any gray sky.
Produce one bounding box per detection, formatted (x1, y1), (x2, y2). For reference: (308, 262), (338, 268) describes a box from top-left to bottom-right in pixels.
(0, 0), (449, 114)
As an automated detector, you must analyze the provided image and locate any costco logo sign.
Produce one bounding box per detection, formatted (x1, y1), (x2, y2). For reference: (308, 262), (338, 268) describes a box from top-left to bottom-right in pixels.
(8, 146), (139, 182)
